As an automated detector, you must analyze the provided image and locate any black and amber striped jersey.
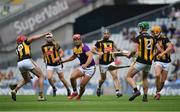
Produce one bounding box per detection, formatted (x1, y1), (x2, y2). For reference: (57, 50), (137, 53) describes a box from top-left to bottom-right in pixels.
(95, 39), (114, 65)
(41, 42), (61, 66)
(16, 40), (31, 62)
(134, 32), (156, 65)
(154, 35), (171, 63)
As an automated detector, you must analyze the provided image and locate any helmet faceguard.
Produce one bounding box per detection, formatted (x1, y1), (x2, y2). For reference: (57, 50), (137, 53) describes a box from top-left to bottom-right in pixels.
(73, 34), (82, 46)
(45, 33), (53, 43)
(151, 26), (161, 37)
(103, 29), (110, 40)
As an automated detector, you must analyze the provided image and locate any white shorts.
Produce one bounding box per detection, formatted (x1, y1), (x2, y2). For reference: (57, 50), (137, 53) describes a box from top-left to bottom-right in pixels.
(17, 59), (36, 72)
(133, 62), (151, 72)
(47, 65), (63, 74)
(99, 62), (115, 74)
(154, 61), (170, 71)
(78, 66), (96, 77)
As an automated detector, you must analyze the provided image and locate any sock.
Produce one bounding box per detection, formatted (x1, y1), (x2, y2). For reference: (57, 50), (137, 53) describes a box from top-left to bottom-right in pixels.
(156, 89), (161, 93)
(133, 87), (138, 92)
(159, 82), (165, 91)
(73, 88), (77, 92)
(67, 88), (71, 93)
(52, 86), (56, 90)
(116, 89), (119, 94)
(98, 85), (101, 89)
(143, 94), (147, 98)
(12, 89), (17, 93)
(39, 91), (43, 98)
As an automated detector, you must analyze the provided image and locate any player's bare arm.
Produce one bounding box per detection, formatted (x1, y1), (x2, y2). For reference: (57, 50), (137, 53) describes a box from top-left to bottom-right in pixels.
(114, 43), (137, 58)
(54, 49), (64, 63)
(91, 46), (103, 56)
(155, 43), (164, 52)
(157, 42), (173, 58)
(59, 49), (64, 57)
(27, 32), (50, 43)
(128, 43), (138, 58)
(113, 44), (121, 52)
(61, 54), (77, 63)
(54, 42), (62, 56)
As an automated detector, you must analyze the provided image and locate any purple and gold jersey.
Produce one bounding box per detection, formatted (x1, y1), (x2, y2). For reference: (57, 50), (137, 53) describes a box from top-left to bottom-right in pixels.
(73, 44), (95, 67)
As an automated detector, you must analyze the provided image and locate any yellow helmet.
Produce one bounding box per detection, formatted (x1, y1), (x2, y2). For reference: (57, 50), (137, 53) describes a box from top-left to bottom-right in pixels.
(151, 26), (161, 36)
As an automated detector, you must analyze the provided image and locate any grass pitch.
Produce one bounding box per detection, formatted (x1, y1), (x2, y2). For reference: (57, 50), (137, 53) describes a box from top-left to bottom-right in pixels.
(0, 95), (180, 111)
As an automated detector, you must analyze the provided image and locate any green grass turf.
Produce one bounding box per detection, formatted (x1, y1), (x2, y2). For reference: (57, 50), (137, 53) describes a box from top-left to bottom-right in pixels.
(0, 95), (180, 111)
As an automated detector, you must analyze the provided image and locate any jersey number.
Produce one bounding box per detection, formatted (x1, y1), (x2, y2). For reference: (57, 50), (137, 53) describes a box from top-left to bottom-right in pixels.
(146, 39), (151, 50)
(16, 44), (24, 54)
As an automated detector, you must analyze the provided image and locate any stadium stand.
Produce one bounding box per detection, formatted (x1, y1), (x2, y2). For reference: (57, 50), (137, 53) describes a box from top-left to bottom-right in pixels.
(0, 0), (46, 18)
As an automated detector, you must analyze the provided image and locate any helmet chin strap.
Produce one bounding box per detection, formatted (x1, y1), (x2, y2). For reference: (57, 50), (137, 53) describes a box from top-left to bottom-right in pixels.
(103, 37), (109, 40)
(47, 37), (54, 43)
(141, 29), (147, 33)
(47, 40), (53, 43)
(75, 44), (82, 48)
(155, 32), (161, 38)
(74, 41), (82, 46)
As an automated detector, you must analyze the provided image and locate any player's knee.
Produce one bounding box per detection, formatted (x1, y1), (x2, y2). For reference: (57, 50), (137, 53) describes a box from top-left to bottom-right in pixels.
(39, 74), (45, 80)
(155, 69), (162, 76)
(102, 78), (106, 82)
(100, 78), (105, 83)
(47, 77), (51, 81)
(59, 76), (65, 81)
(125, 74), (130, 80)
(155, 73), (161, 78)
(101, 75), (106, 81)
(142, 74), (147, 80)
(142, 77), (148, 81)
(112, 75), (118, 80)
(24, 79), (30, 84)
(126, 71), (134, 78)
(143, 86), (148, 90)
(47, 75), (52, 80)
